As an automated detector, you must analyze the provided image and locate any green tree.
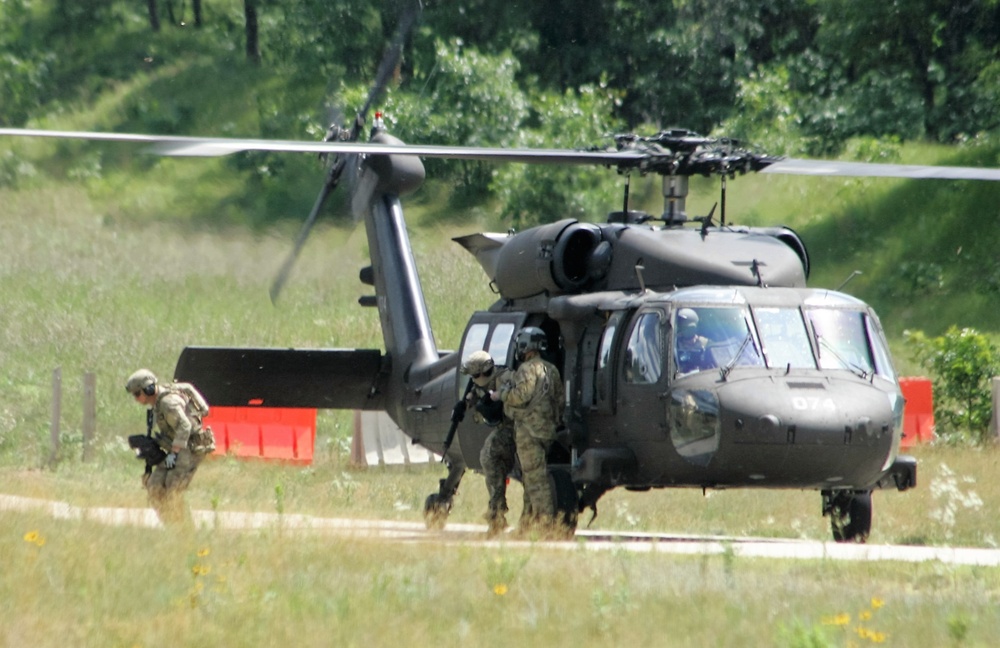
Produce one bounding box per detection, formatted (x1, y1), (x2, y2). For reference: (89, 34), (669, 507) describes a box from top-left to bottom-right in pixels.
(799, 0), (1000, 144)
(905, 327), (1000, 443)
(386, 38), (529, 196)
(491, 83), (625, 228)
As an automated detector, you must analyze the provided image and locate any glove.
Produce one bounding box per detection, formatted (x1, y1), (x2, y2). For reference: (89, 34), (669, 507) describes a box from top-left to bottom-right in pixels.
(163, 452), (177, 469)
(476, 394), (504, 426)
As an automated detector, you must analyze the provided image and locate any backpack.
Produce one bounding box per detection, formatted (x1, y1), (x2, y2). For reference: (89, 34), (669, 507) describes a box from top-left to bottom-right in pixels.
(160, 382), (216, 455)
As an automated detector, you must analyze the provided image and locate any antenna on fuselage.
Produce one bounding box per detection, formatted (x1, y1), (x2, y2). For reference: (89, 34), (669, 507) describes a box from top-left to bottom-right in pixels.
(634, 259), (647, 292)
(836, 270), (863, 291)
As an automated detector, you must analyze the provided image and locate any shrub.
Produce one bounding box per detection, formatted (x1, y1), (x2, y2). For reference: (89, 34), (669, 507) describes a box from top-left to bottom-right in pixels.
(905, 327), (1000, 444)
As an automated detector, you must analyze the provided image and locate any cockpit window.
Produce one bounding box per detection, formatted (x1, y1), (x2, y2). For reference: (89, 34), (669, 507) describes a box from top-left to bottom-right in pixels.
(807, 309), (876, 377)
(624, 312), (662, 384)
(673, 306), (763, 376)
(755, 307), (816, 369)
(866, 316), (897, 381)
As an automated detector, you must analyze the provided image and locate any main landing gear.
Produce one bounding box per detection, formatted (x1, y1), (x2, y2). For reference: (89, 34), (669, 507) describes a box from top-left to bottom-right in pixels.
(823, 490), (872, 544)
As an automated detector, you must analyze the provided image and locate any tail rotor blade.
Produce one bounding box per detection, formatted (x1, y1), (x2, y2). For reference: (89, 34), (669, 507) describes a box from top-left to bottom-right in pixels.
(269, 1), (421, 303)
(269, 165), (342, 304)
(356, 1), (421, 131)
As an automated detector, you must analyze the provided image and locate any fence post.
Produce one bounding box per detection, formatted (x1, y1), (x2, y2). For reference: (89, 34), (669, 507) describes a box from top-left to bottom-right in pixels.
(49, 367), (62, 468)
(990, 376), (1000, 442)
(82, 372), (96, 462)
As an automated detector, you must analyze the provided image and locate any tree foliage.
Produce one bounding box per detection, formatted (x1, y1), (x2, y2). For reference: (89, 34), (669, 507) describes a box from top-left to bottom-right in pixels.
(2, 0), (999, 216)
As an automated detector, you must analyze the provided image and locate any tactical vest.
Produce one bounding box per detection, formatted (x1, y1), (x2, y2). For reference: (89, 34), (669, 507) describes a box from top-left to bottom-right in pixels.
(156, 382), (216, 454)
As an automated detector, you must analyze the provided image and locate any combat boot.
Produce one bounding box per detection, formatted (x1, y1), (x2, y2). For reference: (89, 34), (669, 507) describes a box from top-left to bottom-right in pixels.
(485, 510), (508, 538)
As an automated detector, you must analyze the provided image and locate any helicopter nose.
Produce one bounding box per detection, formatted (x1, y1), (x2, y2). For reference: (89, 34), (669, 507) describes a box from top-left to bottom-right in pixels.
(707, 376), (898, 486)
(718, 377), (893, 444)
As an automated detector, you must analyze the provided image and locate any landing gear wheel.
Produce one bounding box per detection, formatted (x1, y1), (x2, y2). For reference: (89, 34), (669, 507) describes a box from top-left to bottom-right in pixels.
(828, 491), (872, 543)
(423, 493), (452, 530)
(548, 467), (579, 539)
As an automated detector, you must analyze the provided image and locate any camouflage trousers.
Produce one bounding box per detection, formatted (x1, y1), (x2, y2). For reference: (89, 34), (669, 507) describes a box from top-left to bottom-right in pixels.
(144, 448), (203, 527)
(514, 426), (554, 523)
(479, 425), (516, 519)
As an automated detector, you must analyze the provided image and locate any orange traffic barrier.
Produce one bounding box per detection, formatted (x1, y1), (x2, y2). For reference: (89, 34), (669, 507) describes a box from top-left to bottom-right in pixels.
(203, 406), (316, 464)
(899, 377), (935, 447)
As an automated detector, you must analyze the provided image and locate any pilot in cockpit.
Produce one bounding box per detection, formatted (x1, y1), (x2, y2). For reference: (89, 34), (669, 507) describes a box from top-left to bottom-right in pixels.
(675, 308), (713, 374)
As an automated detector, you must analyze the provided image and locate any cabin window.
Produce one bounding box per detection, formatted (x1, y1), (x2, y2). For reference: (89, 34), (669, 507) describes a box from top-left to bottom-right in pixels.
(807, 309), (876, 377)
(461, 324), (489, 363)
(624, 312), (662, 384)
(487, 323), (516, 366)
(755, 307), (815, 369)
(674, 306), (763, 375)
(595, 322), (617, 401)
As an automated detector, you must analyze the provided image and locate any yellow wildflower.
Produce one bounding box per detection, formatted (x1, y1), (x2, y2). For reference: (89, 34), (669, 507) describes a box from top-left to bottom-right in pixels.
(859, 610), (872, 621)
(192, 564), (212, 577)
(197, 547), (211, 558)
(493, 583), (508, 596)
(23, 531), (45, 547)
(870, 597), (884, 609)
(822, 613), (851, 626)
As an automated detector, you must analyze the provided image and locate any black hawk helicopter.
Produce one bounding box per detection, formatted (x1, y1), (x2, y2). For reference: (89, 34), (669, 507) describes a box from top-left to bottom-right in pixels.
(4, 58), (1000, 542)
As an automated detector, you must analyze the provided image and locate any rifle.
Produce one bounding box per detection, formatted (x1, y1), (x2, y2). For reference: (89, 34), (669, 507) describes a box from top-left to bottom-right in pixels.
(127, 410), (166, 476)
(440, 378), (474, 462)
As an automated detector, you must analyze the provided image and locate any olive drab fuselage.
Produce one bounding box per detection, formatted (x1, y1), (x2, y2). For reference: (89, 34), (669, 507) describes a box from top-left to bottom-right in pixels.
(173, 127), (918, 542)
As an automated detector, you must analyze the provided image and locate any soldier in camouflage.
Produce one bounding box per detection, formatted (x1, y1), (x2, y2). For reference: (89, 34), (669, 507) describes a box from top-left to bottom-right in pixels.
(125, 368), (211, 527)
(459, 350), (517, 536)
(496, 327), (565, 532)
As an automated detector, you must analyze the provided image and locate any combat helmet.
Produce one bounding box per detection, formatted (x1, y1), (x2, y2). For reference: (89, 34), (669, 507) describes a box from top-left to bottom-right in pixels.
(462, 350), (495, 382)
(514, 326), (548, 360)
(676, 308), (699, 333)
(125, 369), (158, 396)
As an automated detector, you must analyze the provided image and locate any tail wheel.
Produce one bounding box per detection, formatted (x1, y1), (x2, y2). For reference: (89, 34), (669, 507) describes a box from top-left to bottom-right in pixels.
(829, 491), (872, 543)
(548, 467), (579, 537)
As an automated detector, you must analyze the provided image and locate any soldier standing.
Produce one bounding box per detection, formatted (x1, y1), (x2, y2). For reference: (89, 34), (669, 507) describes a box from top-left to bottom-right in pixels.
(496, 327), (564, 533)
(125, 369), (213, 527)
(459, 350), (517, 536)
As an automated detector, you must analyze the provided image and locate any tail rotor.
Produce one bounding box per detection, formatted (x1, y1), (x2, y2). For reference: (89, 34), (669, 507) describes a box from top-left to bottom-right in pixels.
(269, 1), (421, 304)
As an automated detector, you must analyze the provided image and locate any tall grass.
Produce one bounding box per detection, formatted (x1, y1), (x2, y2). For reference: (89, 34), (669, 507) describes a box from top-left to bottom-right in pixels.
(4, 500), (1000, 647)
(4, 155), (1000, 648)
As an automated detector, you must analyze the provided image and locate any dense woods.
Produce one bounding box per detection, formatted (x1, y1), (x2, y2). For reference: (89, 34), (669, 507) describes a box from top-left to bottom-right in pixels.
(6, 0), (996, 226)
(3, 0), (998, 146)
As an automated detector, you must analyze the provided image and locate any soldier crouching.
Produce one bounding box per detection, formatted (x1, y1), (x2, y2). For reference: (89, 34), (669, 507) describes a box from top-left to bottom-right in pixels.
(125, 369), (215, 527)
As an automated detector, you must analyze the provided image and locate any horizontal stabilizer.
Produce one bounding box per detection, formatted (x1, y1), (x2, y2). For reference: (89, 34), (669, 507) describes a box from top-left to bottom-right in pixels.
(174, 346), (385, 409)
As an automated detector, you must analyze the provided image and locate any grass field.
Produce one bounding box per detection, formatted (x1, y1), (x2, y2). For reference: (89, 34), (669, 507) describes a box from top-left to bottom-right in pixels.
(3, 446), (1000, 647)
(3, 166), (1000, 646)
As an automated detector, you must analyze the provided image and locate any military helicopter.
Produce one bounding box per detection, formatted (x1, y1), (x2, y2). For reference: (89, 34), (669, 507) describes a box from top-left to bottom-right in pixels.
(4, 25), (1000, 542)
(7, 120), (1000, 543)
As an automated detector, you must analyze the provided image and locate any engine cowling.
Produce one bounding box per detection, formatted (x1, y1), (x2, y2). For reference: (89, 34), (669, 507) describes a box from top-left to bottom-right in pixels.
(494, 219), (610, 299)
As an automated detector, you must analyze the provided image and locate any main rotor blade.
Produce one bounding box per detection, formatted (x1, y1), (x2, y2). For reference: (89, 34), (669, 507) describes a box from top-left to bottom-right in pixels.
(763, 157), (1000, 181)
(4, 127), (1000, 181)
(0, 127), (638, 163)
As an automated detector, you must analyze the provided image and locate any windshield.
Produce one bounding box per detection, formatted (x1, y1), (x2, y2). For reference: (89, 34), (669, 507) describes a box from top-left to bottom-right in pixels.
(671, 302), (890, 379)
(755, 307), (815, 369)
(806, 308), (876, 376)
(673, 306), (763, 375)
